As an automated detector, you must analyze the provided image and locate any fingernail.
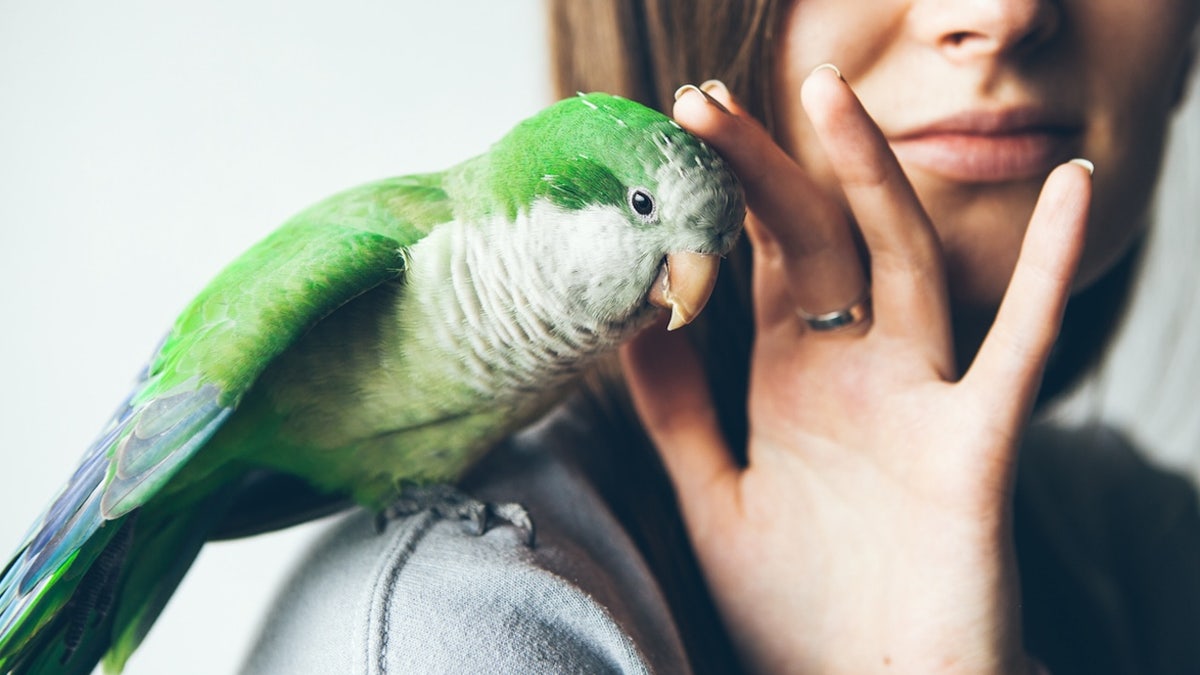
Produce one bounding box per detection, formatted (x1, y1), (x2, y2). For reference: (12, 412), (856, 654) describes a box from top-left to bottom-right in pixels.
(673, 83), (730, 114)
(699, 80), (734, 112)
(699, 79), (728, 96)
(809, 63), (844, 81)
(1068, 158), (1095, 175)
(674, 84), (701, 101)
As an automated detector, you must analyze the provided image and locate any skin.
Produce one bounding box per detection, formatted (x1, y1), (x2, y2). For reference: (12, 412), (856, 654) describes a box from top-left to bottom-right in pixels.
(621, 1), (1198, 673)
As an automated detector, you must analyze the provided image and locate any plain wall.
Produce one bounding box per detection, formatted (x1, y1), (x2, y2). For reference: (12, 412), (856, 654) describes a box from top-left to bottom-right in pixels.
(1051, 51), (1200, 478)
(0, 2), (549, 673)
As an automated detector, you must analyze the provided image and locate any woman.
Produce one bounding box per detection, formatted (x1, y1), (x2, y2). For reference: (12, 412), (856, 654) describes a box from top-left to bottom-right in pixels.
(244, 1), (1200, 673)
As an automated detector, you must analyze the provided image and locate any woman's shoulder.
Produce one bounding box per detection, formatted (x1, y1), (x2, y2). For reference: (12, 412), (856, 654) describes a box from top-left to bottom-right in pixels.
(240, 409), (691, 675)
(1018, 422), (1200, 565)
(1016, 422), (1200, 675)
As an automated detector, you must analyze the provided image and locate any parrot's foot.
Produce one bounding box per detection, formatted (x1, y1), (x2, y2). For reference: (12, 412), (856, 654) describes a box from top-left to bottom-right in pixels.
(377, 484), (535, 547)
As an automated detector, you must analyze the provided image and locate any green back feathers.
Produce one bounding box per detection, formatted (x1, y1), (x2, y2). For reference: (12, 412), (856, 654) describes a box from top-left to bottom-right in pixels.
(454, 93), (705, 221)
(148, 175), (451, 406)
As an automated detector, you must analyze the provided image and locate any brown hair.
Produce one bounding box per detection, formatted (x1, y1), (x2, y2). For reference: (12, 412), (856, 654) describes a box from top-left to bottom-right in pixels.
(546, 1), (1139, 670)
(550, 1), (783, 125)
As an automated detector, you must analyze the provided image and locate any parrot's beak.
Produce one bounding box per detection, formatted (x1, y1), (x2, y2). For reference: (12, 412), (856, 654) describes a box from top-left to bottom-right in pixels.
(647, 251), (721, 331)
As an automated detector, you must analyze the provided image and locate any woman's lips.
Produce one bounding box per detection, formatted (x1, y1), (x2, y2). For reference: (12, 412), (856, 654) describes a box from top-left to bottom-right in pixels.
(888, 109), (1082, 183)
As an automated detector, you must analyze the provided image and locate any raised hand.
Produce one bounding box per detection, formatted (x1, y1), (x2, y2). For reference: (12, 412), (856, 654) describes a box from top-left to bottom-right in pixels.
(621, 67), (1091, 674)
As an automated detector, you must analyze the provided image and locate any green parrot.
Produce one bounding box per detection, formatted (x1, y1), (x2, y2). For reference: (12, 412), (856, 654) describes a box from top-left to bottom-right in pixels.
(0, 92), (744, 674)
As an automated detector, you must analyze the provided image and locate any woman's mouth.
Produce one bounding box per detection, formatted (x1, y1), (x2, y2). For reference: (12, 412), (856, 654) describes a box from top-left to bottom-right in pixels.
(888, 108), (1082, 183)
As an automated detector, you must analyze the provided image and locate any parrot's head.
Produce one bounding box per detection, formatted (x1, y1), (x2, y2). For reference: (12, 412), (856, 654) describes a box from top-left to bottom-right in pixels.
(478, 92), (746, 335)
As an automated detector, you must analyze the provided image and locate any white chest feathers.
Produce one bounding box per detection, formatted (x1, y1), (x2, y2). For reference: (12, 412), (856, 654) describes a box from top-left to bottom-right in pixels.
(390, 200), (659, 404)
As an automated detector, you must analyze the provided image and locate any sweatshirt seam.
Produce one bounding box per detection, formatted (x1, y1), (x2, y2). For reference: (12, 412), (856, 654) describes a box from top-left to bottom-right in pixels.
(365, 511), (439, 675)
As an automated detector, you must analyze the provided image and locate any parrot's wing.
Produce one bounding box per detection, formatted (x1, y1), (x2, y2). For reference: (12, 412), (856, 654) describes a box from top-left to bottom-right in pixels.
(0, 175), (452, 668)
(106, 226), (411, 518)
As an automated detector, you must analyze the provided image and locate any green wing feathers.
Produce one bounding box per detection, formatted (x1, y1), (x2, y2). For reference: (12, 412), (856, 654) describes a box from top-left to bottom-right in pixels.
(147, 174), (452, 409)
(104, 174), (451, 518)
(0, 174), (453, 673)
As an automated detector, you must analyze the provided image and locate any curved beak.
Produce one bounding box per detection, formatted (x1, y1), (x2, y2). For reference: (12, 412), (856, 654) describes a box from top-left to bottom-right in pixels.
(647, 251), (721, 331)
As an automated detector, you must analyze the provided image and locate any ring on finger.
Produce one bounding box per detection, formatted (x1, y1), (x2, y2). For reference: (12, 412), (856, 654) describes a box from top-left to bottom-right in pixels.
(796, 291), (871, 332)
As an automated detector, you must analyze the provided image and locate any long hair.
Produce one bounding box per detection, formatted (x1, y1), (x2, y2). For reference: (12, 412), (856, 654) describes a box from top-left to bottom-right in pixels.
(545, 1), (1141, 670)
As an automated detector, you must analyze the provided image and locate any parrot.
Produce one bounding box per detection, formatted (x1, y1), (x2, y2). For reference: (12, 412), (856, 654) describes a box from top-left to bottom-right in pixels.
(0, 92), (745, 674)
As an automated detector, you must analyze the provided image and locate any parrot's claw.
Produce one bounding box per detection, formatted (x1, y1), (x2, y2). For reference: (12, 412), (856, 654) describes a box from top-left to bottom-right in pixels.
(378, 484), (535, 547)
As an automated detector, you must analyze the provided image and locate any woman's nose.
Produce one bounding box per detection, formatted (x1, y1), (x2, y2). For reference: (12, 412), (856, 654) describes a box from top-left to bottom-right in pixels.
(908, 0), (1061, 62)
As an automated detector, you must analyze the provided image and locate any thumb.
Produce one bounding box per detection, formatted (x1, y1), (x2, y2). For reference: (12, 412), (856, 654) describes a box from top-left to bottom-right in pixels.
(620, 317), (738, 521)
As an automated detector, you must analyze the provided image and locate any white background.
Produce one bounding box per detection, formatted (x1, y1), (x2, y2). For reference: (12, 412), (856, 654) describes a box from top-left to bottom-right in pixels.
(0, 2), (549, 672)
(1, 2), (1197, 673)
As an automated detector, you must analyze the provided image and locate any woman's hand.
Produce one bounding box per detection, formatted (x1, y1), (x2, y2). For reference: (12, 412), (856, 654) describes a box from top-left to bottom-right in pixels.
(620, 67), (1091, 674)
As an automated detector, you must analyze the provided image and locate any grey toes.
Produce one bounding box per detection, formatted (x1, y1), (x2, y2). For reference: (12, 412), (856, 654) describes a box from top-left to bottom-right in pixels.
(380, 484), (535, 547)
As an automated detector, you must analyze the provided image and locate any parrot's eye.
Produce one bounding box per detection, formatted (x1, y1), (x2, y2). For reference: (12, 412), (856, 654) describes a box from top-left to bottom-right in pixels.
(629, 188), (656, 220)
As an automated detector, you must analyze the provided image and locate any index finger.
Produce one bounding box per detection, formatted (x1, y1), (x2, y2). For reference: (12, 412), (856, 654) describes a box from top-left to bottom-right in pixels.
(673, 83), (867, 328)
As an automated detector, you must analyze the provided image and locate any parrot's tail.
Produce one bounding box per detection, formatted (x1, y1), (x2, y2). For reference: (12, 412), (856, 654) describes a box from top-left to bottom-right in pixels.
(0, 487), (236, 675)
